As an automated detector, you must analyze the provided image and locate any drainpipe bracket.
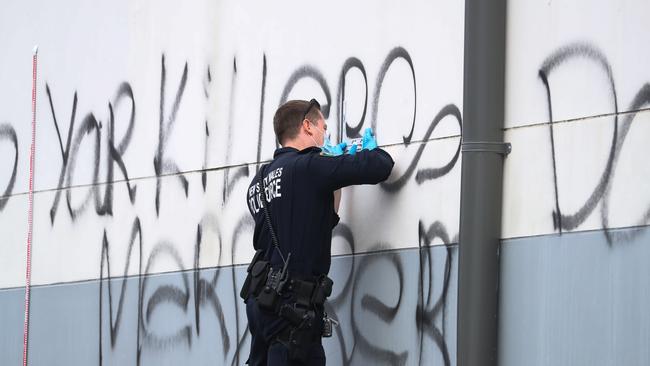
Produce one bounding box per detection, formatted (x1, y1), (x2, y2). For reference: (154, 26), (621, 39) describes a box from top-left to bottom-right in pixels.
(461, 141), (511, 156)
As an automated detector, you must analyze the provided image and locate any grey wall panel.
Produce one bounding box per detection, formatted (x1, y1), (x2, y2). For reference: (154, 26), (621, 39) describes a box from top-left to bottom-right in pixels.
(499, 226), (650, 366)
(1, 245), (458, 366)
(0, 287), (23, 365)
(9, 226), (648, 366)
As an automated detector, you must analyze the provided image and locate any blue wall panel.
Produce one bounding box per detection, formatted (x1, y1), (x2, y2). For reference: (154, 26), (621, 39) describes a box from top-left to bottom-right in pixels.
(1, 245), (458, 366)
(500, 226), (650, 366)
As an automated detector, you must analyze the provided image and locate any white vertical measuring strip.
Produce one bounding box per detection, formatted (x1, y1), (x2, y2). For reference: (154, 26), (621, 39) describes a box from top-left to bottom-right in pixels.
(23, 44), (38, 366)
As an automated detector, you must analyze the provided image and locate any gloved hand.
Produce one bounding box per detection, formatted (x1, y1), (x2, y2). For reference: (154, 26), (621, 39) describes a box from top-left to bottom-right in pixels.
(321, 136), (347, 156)
(346, 143), (359, 155)
(361, 127), (378, 150)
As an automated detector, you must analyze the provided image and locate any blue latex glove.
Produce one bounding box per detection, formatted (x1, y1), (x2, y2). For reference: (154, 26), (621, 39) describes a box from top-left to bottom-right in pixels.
(361, 127), (378, 150)
(347, 143), (359, 155)
(321, 136), (347, 156)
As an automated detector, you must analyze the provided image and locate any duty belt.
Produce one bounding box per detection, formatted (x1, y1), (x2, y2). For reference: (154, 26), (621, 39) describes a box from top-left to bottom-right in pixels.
(287, 277), (317, 307)
(265, 268), (333, 308)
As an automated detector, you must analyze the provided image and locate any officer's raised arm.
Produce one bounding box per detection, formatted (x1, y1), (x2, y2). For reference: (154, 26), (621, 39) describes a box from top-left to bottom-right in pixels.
(307, 128), (395, 191)
(309, 149), (393, 190)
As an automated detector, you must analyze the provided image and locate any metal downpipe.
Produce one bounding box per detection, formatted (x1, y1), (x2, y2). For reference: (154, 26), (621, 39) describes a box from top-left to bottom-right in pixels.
(457, 0), (509, 365)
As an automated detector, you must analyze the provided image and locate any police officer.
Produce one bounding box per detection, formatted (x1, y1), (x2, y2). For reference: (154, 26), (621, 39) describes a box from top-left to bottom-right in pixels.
(243, 99), (394, 365)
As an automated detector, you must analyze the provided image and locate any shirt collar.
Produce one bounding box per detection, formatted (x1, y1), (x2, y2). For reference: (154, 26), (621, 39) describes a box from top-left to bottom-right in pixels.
(274, 146), (321, 158)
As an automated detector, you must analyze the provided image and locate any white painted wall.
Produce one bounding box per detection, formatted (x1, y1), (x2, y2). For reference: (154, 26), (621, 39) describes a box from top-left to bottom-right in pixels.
(500, 3), (650, 364)
(2, 1), (649, 365)
(0, 0), (464, 288)
(502, 0), (650, 239)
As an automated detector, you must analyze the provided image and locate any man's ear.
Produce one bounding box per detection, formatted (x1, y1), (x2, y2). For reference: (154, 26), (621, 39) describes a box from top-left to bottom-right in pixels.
(303, 119), (313, 135)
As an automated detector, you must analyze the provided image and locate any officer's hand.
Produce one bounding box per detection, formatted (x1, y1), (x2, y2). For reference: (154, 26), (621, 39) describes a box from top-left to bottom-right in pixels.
(361, 127), (378, 150)
(321, 137), (347, 156)
(346, 143), (359, 155)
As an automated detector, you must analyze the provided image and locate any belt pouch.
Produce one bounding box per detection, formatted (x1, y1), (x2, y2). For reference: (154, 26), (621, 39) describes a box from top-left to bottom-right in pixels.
(240, 259), (269, 300)
(311, 276), (333, 306)
(256, 270), (281, 313)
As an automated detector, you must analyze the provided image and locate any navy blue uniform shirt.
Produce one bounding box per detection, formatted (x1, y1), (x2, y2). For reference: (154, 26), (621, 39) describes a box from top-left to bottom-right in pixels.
(246, 146), (394, 277)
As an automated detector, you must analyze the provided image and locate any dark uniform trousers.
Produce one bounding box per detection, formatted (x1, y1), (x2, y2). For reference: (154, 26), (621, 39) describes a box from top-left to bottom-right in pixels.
(246, 297), (325, 366)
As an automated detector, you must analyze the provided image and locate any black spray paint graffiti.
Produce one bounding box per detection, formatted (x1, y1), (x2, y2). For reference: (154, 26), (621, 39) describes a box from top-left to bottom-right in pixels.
(337, 57), (368, 142)
(370, 46), (418, 145)
(222, 58), (238, 202)
(46, 80), (137, 223)
(1, 47), (460, 365)
(416, 221), (454, 366)
(0, 123), (18, 211)
(381, 104), (461, 193)
(1, 37), (647, 364)
(316, 221), (455, 366)
(154, 55), (189, 216)
(105, 83), (138, 210)
(31, 41), (647, 365)
(96, 48), (459, 365)
(332, 47), (462, 193)
(539, 42), (650, 243)
(98, 219), (456, 366)
(98, 218), (142, 364)
(268, 49), (460, 364)
(43, 54), (193, 225)
(201, 65), (211, 192)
